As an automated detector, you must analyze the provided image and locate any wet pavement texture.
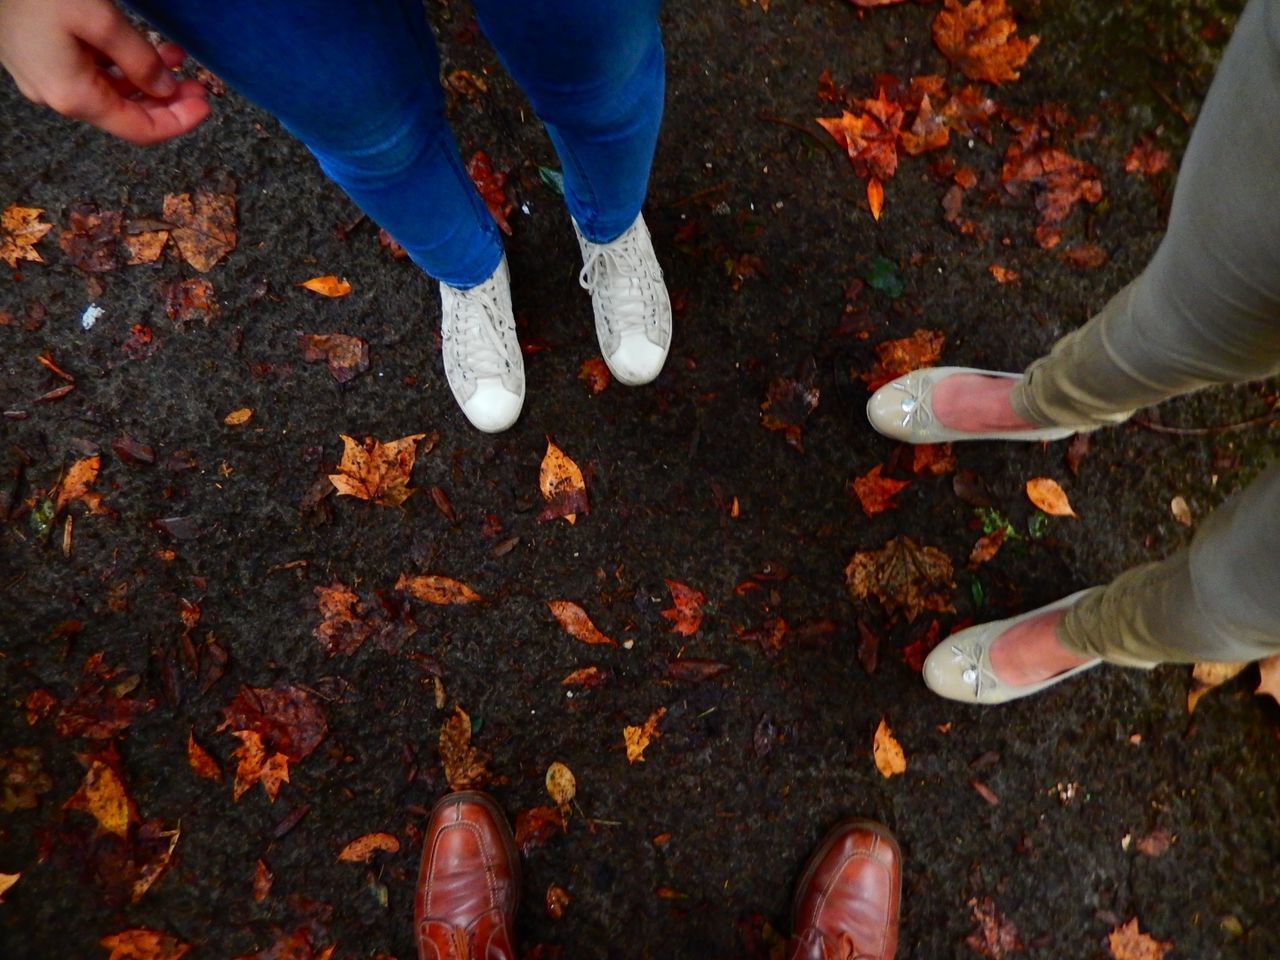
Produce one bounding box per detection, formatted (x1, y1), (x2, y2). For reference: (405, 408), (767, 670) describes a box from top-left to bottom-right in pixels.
(2, 0), (1278, 958)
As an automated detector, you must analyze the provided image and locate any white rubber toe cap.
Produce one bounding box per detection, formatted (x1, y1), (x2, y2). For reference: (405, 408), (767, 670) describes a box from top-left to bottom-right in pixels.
(461, 379), (523, 433)
(605, 332), (669, 386)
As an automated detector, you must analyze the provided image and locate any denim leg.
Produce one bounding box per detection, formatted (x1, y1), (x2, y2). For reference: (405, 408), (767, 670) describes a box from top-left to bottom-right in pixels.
(125, 0), (503, 287)
(472, 0), (665, 243)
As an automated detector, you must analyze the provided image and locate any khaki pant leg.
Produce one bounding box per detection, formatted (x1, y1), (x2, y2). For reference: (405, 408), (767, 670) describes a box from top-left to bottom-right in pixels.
(1011, 0), (1280, 428)
(1056, 459), (1280, 665)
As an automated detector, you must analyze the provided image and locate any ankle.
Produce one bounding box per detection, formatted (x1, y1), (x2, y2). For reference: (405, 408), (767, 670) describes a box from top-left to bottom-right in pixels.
(931, 374), (1035, 432)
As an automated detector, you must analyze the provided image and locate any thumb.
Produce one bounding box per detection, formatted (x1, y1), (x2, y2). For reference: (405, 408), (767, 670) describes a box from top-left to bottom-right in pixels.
(69, 3), (176, 97)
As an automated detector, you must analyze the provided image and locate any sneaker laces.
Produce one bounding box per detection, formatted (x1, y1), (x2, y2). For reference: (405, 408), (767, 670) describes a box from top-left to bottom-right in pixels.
(578, 231), (663, 340)
(447, 283), (511, 382)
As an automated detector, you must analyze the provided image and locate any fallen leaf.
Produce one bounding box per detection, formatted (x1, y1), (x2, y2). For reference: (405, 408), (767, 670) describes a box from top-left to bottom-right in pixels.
(539, 438), (589, 524)
(818, 91), (903, 183)
(578, 358), (611, 394)
(1060, 243), (1108, 269)
(1107, 918), (1173, 960)
(1135, 826), (1172, 857)
(932, 0), (1039, 84)
(1001, 114), (1102, 249)
(0, 873), (17, 903)
(965, 896), (1024, 958)
(515, 805), (566, 853)
(223, 407), (253, 426)
(1169, 496), (1192, 526)
(439, 707), (497, 790)
(624, 707), (666, 764)
(59, 203), (122, 272)
(1025, 477), (1076, 516)
(1124, 135), (1170, 177)
(100, 929), (191, 960)
(867, 177), (885, 220)
(329, 433), (428, 507)
(230, 729), (290, 802)
(661, 580), (706, 635)
(55, 655), (155, 738)
(160, 278), (218, 326)
(64, 746), (138, 838)
(187, 732), (222, 781)
(545, 762), (576, 810)
(547, 600), (614, 645)
(845, 536), (955, 623)
(545, 883), (571, 920)
(1187, 661), (1249, 713)
(911, 443), (956, 476)
(900, 93), (951, 156)
(850, 464), (910, 516)
(298, 275), (352, 297)
(969, 529), (1006, 566)
(1065, 433), (1091, 473)
(759, 376), (820, 452)
(466, 151), (514, 235)
(970, 779), (1000, 805)
(297, 333), (370, 383)
(1257, 655), (1280, 705)
(561, 666), (606, 689)
(665, 658), (731, 682)
(872, 717), (906, 778)
(162, 191), (236, 272)
(123, 220), (169, 264)
(1, 204), (52, 267)
(338, 832), (401, 862)
(252, 859), (273, 902)
(55, 455), (111, 516)
(312, 579), (372, 656)
(860, 329), (945, 391)
(988, 264), (1019, 284)
(397, 573), (484, 605)
(130, 821), (181, 902)
(221, 684), (328, 801)
(1, 748), (52, 813)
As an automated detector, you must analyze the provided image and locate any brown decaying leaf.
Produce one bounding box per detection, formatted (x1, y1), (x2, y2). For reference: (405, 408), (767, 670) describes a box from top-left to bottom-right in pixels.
(578, 357), (611, 394)
(223, 407), (253, 426)
(187, 732), (222, 781)
(123, 224), (168, 265)
(547, 600), (615, 645)
(59, 203), (122, 272)
(546, 883), (571, 920)
(932, 0), (1039, 84)
(100, 929), (191, 960)
(661, 579), (706, 636)
(1186, 660), (1249, 713)
(665, 658), (731, 682)
(1059, 243), (1107, 270)
(130, 822), (181, 903)
(1107, 918), (1173, 960)
(1000, 112), (1102, 249)
(970, 779), (1000, 805)
(760, 377), (820, 452)
(850, 464), (910, 516)
(1257, 655), (1280, 705)
(221, 684), (328, 801)
(298, 275), (352, 297)
(313, 579), (372, 656)
(298, 333), (370, 384)
(845, 536), (955, 623)
(624, 707), (666, 764)
(466, 151), (513, 236)
(1, 204), (53, 267)
(860, 329), (946, 391)
(539, 438), (589, 524)
(329, 433), (428, 507)
(561, 666), (606, 689)
(337, 832), (401, 862)
(968, 529), (1006, 567)
(439, 707), (498, 791)
(397, 573), (484, 605)
(515, 805), (566, 853)
(545, 762), (576, 809)
(872, 718), (906, 778)
(55, 654), (155, 739)
(56, 455), (111, 516)
(252, 859), (273, 902)
(965, 896), (1024, 958)
(1025, 477), (1076, 517)
(162, 191), (236, 272)
(230, 729), (290, 802)
(161, 278), (218, 325)
(64, 746), (138, 838)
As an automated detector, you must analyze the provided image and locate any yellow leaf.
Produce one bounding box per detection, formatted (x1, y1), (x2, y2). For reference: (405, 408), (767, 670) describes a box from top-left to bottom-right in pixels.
(872, 717), (906, 778)
(65, 759), (137, 837)
(539, 438), (588, 524)
(299, 275), (352, 297)
(623, 708), (666, 764)
(396, 573), (483, 605)
(1107, 917), (1173, 960)
(1025, 477), (1076, 517)
(1, 204), (53, 268)
(1186, 661), (1249, 713)
(0, 872), (18, 903)
(223, 407), (253, 426)
(337, 831), (401, 862)
(545, 762), (577, 809)
(867, 177), (885, 221)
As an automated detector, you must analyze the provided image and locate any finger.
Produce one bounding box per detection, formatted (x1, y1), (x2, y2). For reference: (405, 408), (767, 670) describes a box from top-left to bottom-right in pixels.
(69, 5), (177, 98)
(70, 73), (210, 144)
(157, 43), (187, 71)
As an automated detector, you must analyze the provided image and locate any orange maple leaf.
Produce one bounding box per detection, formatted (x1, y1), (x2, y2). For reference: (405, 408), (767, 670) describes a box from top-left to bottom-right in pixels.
(850, 464), (910, 516)
(932, 0), (1040, 84)
(817, 90), (903, 182)
(56, 455), (111, 516)
(661, 580), (706, 635)
(230, 729), (290, 802)
(1, 204), (53, 268)
(860, 329), (946, 391)
(328, 433), (428, 507)
(161, 191), (236, 272)
(1107, 918), (1173, 960)
(100, 929), (191, 960)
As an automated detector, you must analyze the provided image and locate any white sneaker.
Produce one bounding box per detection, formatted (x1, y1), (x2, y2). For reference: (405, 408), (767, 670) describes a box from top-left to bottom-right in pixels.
(575, 213), (671, 385)
(439, 256), (524, 433)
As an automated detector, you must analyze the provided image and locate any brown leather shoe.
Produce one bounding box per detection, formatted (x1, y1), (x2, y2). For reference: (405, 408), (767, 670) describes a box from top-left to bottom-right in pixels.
(415, 791), (520, 960)
(788, 819), (901, 960)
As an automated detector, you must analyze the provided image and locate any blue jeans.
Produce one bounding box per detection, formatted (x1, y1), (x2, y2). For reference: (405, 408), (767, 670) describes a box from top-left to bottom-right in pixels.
(126, 0), (665, 288)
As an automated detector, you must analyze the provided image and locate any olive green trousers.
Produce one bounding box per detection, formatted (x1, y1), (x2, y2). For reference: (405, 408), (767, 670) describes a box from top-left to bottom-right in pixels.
(1009, 0), (1280, 666)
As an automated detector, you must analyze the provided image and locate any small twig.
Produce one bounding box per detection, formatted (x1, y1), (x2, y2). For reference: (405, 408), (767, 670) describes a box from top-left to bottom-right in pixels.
(1133, 410), (1279, 436)
(1148, 82), (1192, 126)
(757, 113), (836, 154)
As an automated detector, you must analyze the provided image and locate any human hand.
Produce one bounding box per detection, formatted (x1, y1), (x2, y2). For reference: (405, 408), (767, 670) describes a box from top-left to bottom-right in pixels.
(0, 0), (210, 144)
